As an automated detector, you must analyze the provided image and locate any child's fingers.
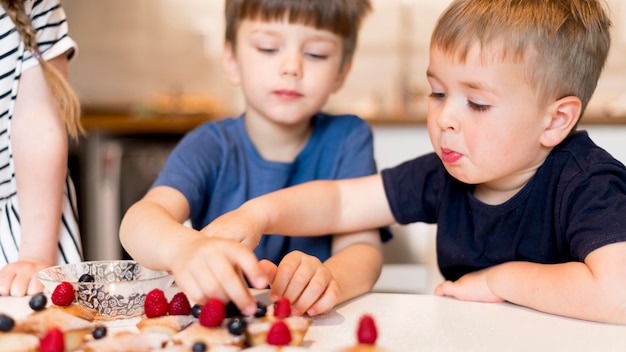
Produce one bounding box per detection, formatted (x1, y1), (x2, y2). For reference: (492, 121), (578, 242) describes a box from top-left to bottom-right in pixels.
(291, 268), (333, 315)
(259, 259), (278, 283)
(305, 281), (339, 316)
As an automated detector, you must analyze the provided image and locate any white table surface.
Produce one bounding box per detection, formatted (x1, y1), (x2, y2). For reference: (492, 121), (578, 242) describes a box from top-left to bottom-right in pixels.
(2, 291), (626, 351)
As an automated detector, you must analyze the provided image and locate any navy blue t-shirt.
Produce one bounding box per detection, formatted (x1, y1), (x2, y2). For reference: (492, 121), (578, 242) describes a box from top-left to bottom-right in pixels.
(153, 113), (390, 264)
(382, 131), (626, 281)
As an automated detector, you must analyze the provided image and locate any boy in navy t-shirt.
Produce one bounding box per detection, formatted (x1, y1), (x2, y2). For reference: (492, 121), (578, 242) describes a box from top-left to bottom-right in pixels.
(203, 0), (626, 324)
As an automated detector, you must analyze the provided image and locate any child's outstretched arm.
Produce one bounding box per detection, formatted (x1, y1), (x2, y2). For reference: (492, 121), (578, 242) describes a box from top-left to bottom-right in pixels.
(260, 229), (383, 316)
(203, 175), (395, 247)
(435, 242), (626, 324)
(119, 186), (268, 316)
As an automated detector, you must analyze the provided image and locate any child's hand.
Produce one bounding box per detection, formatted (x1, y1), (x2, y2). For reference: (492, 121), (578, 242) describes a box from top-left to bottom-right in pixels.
(0, 260), (47, 296)
(261, 251), (339, 316)
(168, 235), (268, 316)
(434, 268), (504, 303)
(201, 209), (263, 249)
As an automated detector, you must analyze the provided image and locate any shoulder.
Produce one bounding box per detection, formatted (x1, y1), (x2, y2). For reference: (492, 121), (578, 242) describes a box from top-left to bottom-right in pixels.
(552, 131), (625, 176)
(314, 112), (372, 137)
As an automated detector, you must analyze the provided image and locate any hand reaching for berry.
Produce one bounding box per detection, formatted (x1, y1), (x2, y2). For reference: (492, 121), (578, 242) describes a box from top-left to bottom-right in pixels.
(167, 234), (268, 317)
(261, 251), (339, 316)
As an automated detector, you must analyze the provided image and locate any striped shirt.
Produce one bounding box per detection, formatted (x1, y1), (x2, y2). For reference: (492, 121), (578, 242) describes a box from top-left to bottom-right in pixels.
(0, 0), (82, 266)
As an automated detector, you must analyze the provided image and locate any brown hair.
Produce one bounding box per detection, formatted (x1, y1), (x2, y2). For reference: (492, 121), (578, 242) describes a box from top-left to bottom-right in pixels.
(224, 0), (372, 66)
(1, 0), (84, 139)
(431, 0), (611, 119)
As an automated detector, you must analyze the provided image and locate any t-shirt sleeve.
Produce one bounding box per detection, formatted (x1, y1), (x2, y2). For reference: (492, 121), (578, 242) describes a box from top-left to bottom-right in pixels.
(381, 153), (444, 225)
(562, 161), (626, 261)
(23, 0), (76, 71)
(334, 116), (377, 178)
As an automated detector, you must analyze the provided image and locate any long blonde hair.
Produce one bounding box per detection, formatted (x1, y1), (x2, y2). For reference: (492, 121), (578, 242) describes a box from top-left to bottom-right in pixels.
(1, 0), (84, 139)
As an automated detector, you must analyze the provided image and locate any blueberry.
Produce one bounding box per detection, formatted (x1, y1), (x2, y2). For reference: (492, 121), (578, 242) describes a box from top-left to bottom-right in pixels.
(254, 301), (267, 318)
(28, 293), (47, 311)
(191, 303), (202, 318)
(0, 313), (15, 332)
(227, 317), (247, 336)
(92, 325), (107, 339)
(191, 341), (207, 352)
(78, 273), (95, 283)
(225, 301), (242, 317)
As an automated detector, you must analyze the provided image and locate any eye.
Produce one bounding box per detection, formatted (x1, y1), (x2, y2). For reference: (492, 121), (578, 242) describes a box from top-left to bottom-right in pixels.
(257, 47), (278, 54)
(428, 92), (445, 100)
(305, 53), (328, 60)
(467, 100), (490, 112)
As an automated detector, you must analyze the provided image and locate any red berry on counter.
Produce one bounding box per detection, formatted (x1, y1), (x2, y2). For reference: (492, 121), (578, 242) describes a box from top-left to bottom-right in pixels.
(273, 297), (291, 319)
(40, 327), (64, 352)
(169, 292), (192, 316)
(267, 320), (292, 346)
(144, 288), (169, 318)
(199, 298), (225, 327)
(51, 282), (75, 306)
(357, 314), (378, 345)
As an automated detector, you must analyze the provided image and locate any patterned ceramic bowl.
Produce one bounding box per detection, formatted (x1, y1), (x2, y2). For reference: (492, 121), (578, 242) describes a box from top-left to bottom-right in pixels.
(36, 260), (173, 320)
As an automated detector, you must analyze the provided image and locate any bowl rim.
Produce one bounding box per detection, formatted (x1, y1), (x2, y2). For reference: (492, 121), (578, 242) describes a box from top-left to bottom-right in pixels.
(35, 259), (172, 284)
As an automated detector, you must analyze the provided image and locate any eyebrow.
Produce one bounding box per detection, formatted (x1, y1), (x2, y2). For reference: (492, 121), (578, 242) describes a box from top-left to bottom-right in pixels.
(427, 69), (502, 97)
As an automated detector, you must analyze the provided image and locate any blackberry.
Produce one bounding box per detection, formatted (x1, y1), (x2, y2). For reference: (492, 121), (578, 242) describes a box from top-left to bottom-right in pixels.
(191, 341), (207, 352)
(225, 301), (242, 317)
(227, 317), (247, 336)
(28, 292), (47, 311)
(0, 313), (15, 332)
(78, 273), (95, 283)
(92, 325), (107, 339)
(191, 303), (202, 318)
(254, 301), (267, 318)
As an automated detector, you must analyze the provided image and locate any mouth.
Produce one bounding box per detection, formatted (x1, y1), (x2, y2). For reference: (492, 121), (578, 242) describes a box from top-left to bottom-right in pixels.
(440, 148), (463, 163)
(273, 89), (303, 100)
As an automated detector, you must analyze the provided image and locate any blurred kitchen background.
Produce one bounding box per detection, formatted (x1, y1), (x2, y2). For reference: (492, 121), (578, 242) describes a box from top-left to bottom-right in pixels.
(63, 0), (626, 293)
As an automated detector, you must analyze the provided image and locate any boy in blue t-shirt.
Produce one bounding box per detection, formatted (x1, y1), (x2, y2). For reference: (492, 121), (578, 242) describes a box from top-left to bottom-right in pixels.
(203, 0), (626, 324)
(120, 0), (385, 317)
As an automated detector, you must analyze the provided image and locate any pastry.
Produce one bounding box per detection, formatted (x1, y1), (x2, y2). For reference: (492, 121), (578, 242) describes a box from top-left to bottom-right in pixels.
(82, 331), (169, 352)
(136, 314), (195, 337)
(14, 306), (93, 351)
(245, 298), (310, 347)
(0, 332), (39, 352)
(338, 314), (385, 351)
(171, 322), (245, 347)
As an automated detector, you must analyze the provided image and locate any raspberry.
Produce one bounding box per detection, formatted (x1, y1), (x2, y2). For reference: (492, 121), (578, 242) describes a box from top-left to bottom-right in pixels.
(144, 288), (169, 318)
(199, 298), (225, 328)
(266, 320), (292, 346)
(169, 292), (192, 316)
(51, 282), (75, 306)
(40, 327), (64, 352)
(357, 314), (378, 345)
(273, 297), (291, 319)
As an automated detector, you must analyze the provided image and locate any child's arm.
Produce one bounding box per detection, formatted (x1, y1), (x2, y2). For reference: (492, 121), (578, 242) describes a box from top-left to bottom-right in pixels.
(0, 55), (70, 297)
(435, 242), (626, 324)
(261, 229), (383, 316)
(119, 186), (268, 316)
(203, 175), (395, 246)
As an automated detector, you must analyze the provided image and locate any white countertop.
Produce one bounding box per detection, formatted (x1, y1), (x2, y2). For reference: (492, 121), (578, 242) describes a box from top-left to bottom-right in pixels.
(1, 291), (625, 351)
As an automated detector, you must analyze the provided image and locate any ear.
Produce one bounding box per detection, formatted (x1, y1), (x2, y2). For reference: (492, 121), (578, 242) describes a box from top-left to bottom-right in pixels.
(330, 60), (353, 93)
(222, 42), (241, 86)
(540, 95), (582, 148)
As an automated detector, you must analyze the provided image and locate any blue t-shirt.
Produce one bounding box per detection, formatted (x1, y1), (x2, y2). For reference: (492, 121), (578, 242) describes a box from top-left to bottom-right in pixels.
(381, 131), (626, 281)
(153, 113), (385, 263)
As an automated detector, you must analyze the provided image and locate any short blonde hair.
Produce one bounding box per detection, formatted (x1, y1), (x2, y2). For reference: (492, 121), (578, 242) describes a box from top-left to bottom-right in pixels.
(431, 0), (611, 118)
(224, 0), (372, 67)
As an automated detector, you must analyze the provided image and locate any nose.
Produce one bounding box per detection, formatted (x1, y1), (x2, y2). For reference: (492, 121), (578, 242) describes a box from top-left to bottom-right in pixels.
(280, 51), (302, 79)
(431, 100), (458, 131)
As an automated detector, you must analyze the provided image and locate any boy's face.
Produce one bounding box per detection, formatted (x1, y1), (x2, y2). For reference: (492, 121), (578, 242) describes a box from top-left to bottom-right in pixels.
(426, 44), (554, 201)
(223, 18), (350, 126)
